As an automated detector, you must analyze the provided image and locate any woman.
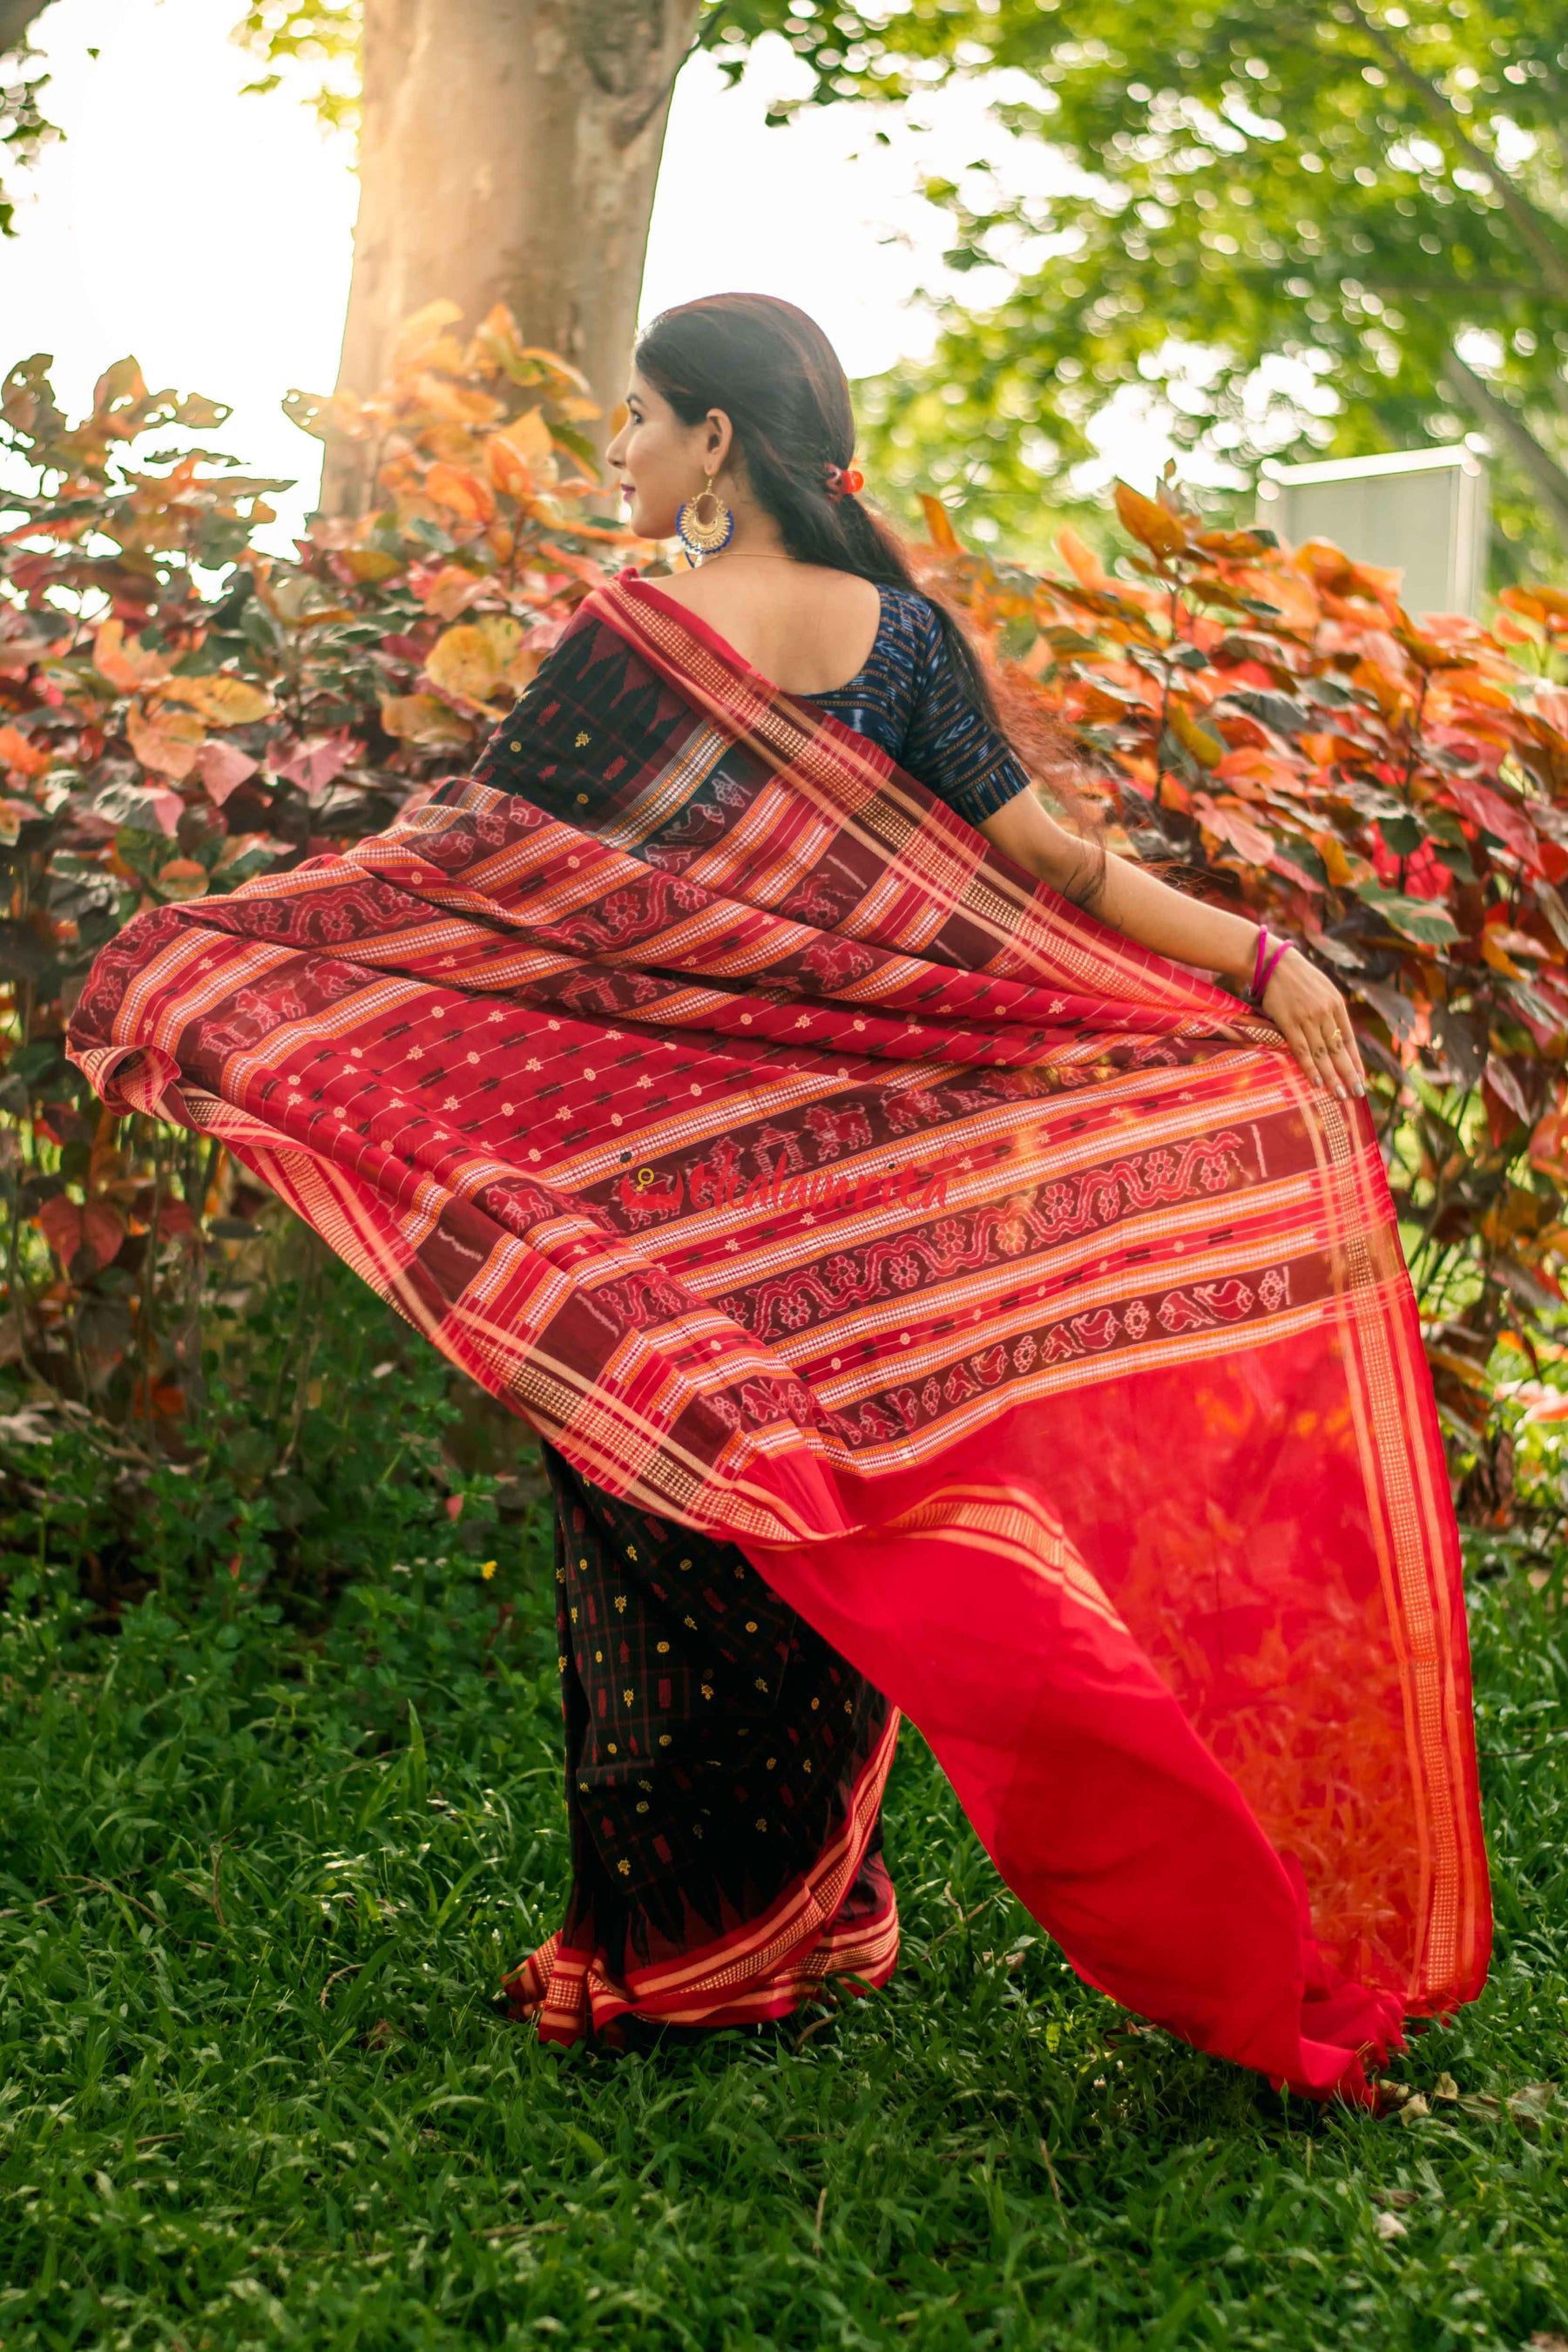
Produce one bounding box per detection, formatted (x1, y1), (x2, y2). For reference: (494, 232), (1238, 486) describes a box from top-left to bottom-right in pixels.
(69, 294), (1488, 2103)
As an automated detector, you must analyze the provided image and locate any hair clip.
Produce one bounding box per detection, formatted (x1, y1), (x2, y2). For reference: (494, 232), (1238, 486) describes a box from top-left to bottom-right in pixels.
(823, 463), (864, 501)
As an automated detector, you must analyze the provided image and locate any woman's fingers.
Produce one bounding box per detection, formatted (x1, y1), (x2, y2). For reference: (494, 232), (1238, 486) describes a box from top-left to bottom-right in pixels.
(1328, 1024), (1367, 1099)
(1264, 953), (1367, 1101)
(1282, 1015), (1326, 1092)
(1307, 1027), (1344, 1098)
(1290, 1016), (1364, 1102)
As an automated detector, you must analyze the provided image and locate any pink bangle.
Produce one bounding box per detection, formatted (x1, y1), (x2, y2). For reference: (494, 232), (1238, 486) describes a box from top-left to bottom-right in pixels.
(1248, 927), (1292, 1008)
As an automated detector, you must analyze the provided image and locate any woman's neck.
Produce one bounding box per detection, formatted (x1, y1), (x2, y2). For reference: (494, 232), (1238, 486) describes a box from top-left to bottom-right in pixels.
(713, 501), (791, 564)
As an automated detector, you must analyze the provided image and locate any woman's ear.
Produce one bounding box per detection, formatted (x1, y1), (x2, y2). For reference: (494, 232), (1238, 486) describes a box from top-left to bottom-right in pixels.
(704, 409), (735, 476)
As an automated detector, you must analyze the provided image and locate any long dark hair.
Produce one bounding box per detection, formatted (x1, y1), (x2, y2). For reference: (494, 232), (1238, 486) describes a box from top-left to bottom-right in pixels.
(633, 292), (1007, 729)
(632, 292), (1105, 906)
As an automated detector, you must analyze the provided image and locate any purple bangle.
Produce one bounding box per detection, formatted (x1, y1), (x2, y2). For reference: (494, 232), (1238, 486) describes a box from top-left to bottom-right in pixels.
(1248, 927), (1292, 1007)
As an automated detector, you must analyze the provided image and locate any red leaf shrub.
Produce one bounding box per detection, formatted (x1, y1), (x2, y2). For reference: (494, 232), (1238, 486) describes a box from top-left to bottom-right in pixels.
(3, 326), (1565, 1514)
(915, 474), (1568, 1504)
(0, 303), (642, 1416)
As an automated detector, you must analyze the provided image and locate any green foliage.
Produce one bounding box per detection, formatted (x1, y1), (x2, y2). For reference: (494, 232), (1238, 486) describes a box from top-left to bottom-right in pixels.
(230, 1), (362, 135)
(719, 0), (1568, 574)
(3, 1301), (1568, 2345)
(230, 1), (851, 142)
(0, 36), (57, 241)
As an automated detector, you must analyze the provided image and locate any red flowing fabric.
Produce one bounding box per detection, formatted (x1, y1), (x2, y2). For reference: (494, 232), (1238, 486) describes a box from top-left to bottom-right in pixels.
(68, 573), (1489, 2100)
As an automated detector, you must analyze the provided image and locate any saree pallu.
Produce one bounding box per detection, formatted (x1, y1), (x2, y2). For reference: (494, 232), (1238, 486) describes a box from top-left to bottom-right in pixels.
(68, 572), (1490, 2100)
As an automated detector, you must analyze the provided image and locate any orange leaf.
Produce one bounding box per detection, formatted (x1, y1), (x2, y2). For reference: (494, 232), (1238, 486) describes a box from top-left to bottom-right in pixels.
(126, 698), (204, 781)
(424, 463), (497, 524)
(417, 564), (488, 621)
(154, 857), (209, 902)
(425, 618), (522, 707)
(1349, 657), (1412, 723)
(95, 618), (172, 693)
(341, 548), (403, 585)
(492, 406), (553, 470)
(1309, 829), (1360, 888)
(1114, 481), (1188, 562)
(1167, 702), (1223, 768)
(919, 494), (961, 554)
(378, 693), (474, 749)
(1193, 794), (1274, 866)
(533, 542), (612, 590)
(158, 673), (274, 727)
(485, 436), (537, 499)
(1056, 527), (1112, 591)
(1529, 1111), (1568, 1172)
(0, 723), (51, 779)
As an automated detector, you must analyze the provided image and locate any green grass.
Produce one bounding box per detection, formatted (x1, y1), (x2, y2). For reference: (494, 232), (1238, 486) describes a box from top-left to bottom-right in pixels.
(2, 1379), (1567, 2346)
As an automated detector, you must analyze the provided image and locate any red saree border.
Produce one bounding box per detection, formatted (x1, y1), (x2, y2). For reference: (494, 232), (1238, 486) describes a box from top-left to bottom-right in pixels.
(504, 1709), (901, 2044)
(64, 569), (1490, 2092)
(595, 575), (1270, 1029)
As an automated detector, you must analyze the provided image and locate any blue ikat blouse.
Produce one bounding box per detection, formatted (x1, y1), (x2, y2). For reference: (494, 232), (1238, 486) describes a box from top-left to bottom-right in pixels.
(795, 584), (1031, 828)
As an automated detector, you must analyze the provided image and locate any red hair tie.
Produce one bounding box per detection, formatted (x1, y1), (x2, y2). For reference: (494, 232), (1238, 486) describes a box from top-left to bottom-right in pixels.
(824, 462), (864, 501)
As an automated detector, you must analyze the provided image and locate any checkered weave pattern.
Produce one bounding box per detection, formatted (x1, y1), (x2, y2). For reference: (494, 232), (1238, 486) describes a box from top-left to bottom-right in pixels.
(68, 572), (1488, 2099)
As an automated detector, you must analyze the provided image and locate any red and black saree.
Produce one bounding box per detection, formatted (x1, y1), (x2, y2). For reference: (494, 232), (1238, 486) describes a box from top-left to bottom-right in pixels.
(68, 572), (1490, 2101)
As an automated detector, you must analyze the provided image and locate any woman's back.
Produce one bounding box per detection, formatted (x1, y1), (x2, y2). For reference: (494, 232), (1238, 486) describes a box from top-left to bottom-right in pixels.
(648, 558), (882, 696)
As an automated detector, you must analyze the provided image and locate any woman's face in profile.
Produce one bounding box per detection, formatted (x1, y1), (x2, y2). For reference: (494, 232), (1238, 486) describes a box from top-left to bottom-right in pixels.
(605, 368), (727, 541)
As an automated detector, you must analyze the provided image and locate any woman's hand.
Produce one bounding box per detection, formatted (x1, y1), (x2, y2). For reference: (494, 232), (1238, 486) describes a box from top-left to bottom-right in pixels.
(1262, 947), (1366, 1101)
(974, 800), (1369, 1100)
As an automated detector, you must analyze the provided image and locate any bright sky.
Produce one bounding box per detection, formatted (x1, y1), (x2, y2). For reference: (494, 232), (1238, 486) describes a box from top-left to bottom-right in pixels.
(0, 0), (1170, 543)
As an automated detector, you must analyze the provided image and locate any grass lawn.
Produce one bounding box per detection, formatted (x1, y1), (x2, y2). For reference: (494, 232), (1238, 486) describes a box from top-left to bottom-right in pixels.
(2, 1338), (1566, 2347)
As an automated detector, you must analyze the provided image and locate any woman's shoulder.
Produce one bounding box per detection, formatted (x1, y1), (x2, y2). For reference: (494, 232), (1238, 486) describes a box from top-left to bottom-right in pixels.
(870, 583), (944, 659)
(875, 581), (939, 627)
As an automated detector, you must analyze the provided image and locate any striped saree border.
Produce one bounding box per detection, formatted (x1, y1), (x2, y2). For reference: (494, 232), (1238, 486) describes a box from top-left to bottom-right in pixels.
(504, 1709), (901, 2043)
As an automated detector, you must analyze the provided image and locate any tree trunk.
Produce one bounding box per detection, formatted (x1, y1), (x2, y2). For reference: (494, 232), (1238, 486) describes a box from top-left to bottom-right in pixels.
(0, 0), (53, 55)
(321, 0), (700, 512)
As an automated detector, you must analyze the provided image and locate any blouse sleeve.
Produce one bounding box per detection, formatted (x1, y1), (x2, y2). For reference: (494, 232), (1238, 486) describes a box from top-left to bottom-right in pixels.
(896, 599), (1031, 828)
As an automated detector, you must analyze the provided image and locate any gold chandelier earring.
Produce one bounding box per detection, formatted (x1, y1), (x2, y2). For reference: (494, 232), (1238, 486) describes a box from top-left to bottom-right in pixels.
(675, 469), (734, 562)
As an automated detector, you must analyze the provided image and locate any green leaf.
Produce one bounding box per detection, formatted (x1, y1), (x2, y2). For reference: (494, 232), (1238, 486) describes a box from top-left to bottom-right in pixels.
(1354, 882), (1459, 946)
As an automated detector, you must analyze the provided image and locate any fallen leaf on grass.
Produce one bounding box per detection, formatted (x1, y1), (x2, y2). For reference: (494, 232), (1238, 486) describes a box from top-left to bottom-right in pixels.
(1374, 2209), (1408, 2240)
(1508, 2082), (1558, 2126)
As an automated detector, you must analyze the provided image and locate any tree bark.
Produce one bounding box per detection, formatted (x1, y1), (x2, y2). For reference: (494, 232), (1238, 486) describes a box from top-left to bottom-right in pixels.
(0, 0), (53, 54)
(1442, 348), (1568, 546)
(321, 0), (700, 512)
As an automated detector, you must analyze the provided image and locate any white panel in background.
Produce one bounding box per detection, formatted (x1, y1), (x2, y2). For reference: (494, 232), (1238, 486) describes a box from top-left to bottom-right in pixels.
(1257, 446), (1489, 618)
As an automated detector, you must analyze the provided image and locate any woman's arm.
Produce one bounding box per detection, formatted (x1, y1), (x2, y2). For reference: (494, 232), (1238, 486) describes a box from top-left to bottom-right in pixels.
(979, 790), (1367, 1102)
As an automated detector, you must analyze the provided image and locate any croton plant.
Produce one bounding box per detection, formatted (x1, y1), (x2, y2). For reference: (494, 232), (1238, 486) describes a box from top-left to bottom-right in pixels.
(1, 314), (1565, 1521)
